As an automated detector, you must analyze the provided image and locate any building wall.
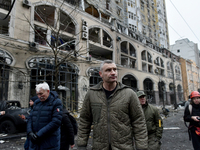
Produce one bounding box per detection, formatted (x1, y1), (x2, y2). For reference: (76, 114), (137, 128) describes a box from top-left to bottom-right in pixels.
(0, 0), (182, 109)
(179, 57), (188, 100)
(170, 38), (200, 67)
(186, 60), (200, 95)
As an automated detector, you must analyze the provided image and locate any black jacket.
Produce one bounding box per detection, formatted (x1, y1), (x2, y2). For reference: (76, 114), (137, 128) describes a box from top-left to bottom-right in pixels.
(27, 91), (63, 150)
(184, 103), (200, 127)
(60, 109), (75, 150)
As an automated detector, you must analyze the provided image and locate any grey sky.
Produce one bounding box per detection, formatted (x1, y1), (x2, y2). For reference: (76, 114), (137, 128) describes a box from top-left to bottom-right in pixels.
(165, 0), (200, 48)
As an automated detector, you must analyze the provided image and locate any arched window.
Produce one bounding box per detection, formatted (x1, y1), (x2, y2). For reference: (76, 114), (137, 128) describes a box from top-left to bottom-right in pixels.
(34, 5), (76, 50)
(141, 50), (153, 73)
(154, 57), (165, 76)
(85, 5), (99, 18)
(167, 62), (173, 78)
(122, 75), (137, 91)
(88, 68), (102, 87)
(89, 27), (113, 61)
(175, 65), (181, 80)
(121, 42), (137, 69)
(0, 49), (13, 100)
(28, 57), (79, 111)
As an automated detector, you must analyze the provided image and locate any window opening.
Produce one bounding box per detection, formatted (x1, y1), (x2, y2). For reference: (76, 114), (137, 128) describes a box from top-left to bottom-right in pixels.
(28, 57), (79, 111)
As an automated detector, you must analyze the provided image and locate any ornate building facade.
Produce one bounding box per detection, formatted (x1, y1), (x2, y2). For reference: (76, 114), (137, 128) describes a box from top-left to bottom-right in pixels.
(0, 0), (182, 111)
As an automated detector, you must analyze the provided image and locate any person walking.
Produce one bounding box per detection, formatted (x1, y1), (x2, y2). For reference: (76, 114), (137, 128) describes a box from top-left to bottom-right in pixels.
(184, 91), (200, 150)
(77, 60), (148, 150)
(137, 91), (163, 150)
(60, 108), (75, 150)
(26, 82), (63, 150)
(23, 96), (38, 150)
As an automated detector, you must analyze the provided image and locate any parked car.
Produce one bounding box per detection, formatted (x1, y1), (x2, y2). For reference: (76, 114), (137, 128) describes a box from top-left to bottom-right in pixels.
(0, 100), (30, 134)
(177, 100), (186, 107)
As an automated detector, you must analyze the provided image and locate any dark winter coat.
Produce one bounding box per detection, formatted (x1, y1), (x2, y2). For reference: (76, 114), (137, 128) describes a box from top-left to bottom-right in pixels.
(184, 102), (200, 150)
(77, 81), (148, 150)
(27, 91), (63, 150)
(60, 109), (75, 150)
(184, 103), (200, 127)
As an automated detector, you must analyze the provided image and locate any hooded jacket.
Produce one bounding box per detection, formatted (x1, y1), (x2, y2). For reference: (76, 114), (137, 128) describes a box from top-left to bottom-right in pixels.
(77, 82), (148, 150)
(27, 91), (63, 150)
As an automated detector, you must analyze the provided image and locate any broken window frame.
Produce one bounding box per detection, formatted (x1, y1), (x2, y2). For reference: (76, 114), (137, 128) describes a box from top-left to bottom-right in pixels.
(28, 57), (79, 111)
(121, 42), (137, 69)
(89, 68), (102, 87)
(141, 50), (153, 73)
(0, 49), (12, 100)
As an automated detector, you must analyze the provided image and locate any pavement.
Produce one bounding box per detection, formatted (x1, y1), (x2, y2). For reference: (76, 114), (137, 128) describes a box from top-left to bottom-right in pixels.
(0, 105), (194, 150)
(161, 106), (193, 150)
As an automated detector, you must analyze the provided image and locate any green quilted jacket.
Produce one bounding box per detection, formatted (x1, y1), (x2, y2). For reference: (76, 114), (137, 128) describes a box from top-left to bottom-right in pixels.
(77, 82), (148, 150)
(142, 103), (163, 140)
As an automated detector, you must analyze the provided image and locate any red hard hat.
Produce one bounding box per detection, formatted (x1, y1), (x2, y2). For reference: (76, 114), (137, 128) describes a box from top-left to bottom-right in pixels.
(190, 91), (200, 99)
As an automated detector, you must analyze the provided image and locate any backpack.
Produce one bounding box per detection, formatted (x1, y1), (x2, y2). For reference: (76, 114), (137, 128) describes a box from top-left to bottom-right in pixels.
(184, 104), (192, 128)
(184, 104), (192, 140)
(67, 113), (78, 135)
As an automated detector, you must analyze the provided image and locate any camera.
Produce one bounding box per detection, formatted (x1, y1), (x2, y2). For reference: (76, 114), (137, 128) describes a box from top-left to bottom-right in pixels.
(196, 117), (200, 120)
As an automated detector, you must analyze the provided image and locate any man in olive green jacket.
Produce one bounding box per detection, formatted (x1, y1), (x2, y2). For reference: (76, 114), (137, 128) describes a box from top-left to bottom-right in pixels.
(77, 60), (148, 150)
(137, 91), (163, 150)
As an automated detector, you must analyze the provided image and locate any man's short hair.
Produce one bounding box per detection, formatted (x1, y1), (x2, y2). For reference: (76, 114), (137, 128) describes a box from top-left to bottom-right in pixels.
(100, 60), (114, 71)
(35, 82), (50, 92)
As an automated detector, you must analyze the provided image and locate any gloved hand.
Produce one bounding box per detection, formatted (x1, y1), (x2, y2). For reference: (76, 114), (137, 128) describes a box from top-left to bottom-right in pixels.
(28, 132), (39, 144)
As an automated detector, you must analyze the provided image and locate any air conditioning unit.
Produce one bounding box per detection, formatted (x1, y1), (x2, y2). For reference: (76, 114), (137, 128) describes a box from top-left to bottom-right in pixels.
(82, 20), (88, 26)
(23, 0), (31, 7)
(86, 56), (91, 61)
(82, 25), (88, 32)
(82, 32), (88, 40)
(29, 42), (39, 49)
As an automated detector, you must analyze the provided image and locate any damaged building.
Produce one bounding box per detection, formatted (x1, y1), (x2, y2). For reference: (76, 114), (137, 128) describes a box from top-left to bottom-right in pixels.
(0, 0), (183, 111)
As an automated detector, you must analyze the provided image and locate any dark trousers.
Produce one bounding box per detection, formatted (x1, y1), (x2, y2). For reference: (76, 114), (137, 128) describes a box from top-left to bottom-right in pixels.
(191, 128), (200, 150)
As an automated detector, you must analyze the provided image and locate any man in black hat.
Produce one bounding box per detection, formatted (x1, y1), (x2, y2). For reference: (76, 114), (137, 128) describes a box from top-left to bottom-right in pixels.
(137, 91), (163, 150)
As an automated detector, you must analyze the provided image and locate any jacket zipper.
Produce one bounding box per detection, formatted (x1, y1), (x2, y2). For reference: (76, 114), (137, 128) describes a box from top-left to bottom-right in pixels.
(107, 97), (111, 146)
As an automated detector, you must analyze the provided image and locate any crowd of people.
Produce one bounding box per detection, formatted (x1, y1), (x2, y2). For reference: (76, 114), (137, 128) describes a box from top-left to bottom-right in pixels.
(6, 60), (200, 150)
(21, 60), (164, 150)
